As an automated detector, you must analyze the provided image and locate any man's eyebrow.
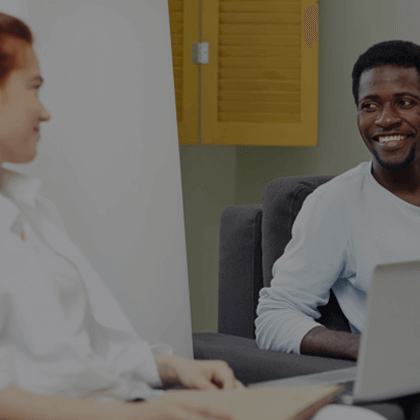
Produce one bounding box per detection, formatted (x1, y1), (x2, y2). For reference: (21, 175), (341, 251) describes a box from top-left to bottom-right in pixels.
(360, 92), (420, 102)
(395, 91), (420, 101)
(360, 94), (379, 102)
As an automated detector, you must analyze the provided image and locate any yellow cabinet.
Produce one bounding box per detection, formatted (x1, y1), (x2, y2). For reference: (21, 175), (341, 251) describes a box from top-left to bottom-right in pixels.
(168, 0), (200, 145)
(168, 0), (318, 146)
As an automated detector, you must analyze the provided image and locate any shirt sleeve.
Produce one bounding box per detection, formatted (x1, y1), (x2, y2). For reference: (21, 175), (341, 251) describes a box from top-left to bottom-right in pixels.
(255, 188), (349, 354)
(0, 289), (17, 391)
(100, 328), (173, 388)
(34, 195), (174, 387)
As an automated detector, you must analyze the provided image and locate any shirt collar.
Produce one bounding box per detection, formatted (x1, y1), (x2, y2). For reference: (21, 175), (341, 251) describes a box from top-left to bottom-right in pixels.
(0, 167), (41, 233)
(0, 167), (41, 208)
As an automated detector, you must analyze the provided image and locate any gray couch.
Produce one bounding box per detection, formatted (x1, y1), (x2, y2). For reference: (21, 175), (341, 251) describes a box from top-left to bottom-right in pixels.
(193, 176), (354, 378)
(193, 175), (415, 420)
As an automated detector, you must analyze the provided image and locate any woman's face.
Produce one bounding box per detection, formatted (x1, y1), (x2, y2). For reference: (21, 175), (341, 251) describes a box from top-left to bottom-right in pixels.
(0, 39), (50, 165)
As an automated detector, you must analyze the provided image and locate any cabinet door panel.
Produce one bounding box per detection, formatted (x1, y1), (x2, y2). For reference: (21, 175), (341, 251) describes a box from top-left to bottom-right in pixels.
(168, 0), (200, 144)
(201, 0), (318, 146)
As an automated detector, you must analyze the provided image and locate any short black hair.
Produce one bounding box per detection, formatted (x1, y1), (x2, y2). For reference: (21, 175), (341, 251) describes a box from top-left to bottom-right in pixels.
(352, 40), (420, 106)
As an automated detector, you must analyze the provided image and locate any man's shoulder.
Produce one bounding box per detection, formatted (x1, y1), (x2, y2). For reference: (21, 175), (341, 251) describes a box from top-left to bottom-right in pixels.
(309, 161), (371, 203)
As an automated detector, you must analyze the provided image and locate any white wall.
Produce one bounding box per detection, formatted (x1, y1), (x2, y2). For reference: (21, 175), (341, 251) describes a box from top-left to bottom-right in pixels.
(1, 0), (193, 357)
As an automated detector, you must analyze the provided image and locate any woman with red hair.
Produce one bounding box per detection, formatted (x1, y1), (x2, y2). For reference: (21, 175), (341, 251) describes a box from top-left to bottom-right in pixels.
(0, 12), (240, 420)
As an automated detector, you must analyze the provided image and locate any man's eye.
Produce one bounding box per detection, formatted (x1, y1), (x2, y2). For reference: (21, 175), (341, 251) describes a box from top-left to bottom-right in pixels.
(361, 103), (376, 110)
(399, 100), (412, 106)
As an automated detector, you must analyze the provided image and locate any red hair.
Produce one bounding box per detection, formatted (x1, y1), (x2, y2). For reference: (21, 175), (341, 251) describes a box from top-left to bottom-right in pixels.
(0, 12), (33, 89)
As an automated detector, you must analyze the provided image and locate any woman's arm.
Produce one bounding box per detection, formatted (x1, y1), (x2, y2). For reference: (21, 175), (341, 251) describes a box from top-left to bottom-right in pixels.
(0, 385), (237, 420)
(0, 385), (135, 420)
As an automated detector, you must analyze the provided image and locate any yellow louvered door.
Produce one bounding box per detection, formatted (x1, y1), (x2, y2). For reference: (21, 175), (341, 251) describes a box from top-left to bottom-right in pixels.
(168, 0), (200, 144)
(201, 0), (318, 145)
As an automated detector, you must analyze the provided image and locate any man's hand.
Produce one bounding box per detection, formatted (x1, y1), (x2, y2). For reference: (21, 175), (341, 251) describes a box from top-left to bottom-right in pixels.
(300, 326), (360, 360)
(154, 355), (245, 390)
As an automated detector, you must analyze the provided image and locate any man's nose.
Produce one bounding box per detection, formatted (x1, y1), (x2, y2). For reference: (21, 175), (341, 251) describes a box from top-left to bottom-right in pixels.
(375, 105), (401, 126)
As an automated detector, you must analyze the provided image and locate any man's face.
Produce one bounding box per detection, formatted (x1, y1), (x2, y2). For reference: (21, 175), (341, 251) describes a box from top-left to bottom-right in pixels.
(0, 38), (50, 165)
(357, 65), (420, 173)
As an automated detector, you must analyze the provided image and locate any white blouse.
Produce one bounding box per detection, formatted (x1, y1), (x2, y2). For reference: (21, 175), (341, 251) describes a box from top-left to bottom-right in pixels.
(0, 168), (172, 401)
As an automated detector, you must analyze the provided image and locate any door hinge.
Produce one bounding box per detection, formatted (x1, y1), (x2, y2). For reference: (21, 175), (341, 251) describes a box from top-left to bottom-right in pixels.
(192, 42), (209, 64)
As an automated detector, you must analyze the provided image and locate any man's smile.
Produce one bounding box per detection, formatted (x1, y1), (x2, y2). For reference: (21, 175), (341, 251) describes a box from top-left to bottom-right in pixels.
(373, 133), (410, 143)
(371, 133), (414, 150)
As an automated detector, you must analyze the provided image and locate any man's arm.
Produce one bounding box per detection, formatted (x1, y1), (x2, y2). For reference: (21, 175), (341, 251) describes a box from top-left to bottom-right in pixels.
(256, 189), (355, 356)
(300, 326), (360, 360)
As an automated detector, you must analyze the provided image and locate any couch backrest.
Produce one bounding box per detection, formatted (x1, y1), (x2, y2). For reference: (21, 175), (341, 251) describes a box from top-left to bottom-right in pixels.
(261, 175), (351, 332)
(261, 175), (334, 286)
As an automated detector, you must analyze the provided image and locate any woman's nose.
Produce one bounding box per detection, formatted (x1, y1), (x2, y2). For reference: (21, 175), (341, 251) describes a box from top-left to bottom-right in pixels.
(39, 101), (51, 122)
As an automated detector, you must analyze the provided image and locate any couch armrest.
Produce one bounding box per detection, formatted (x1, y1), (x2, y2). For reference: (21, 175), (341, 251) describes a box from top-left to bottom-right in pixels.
(193, 332), (355, 385)
(218, 205), (262, 339)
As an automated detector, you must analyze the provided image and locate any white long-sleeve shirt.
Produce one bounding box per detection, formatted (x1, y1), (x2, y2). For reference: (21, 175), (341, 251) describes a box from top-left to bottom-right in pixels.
(0, 167), (172, 401)
(255, 161), (420, 354)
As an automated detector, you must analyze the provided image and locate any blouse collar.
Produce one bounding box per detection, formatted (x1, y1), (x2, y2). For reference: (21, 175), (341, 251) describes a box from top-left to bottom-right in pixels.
(0, 167), (41, 232)
(0, 167), (41, 208)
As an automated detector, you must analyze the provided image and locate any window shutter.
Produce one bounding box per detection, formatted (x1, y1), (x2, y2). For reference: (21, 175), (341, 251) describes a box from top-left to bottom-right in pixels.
(168, 0), (200, 144)
(201, 0), (318, 145)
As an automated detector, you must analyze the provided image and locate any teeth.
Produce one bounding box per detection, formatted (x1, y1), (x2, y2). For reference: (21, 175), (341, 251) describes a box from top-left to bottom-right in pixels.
(378, 135), (406, 143)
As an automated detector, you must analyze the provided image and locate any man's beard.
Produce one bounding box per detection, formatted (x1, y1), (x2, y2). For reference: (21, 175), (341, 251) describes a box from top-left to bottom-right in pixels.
(371, 146), (416, 173)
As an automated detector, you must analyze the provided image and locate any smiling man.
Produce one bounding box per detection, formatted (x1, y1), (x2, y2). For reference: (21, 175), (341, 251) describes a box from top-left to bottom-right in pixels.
(358, 65), (420, 201)
(255, 40), (420, 360)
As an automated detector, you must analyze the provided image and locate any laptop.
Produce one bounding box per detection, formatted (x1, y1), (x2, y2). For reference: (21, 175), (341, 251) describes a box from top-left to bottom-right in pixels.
(249, 259), (420, 404)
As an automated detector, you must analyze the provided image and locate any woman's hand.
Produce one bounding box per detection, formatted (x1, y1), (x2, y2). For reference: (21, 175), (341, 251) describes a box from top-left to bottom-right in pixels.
(126, 392), (238, 420)
(154, 355), (245, 391)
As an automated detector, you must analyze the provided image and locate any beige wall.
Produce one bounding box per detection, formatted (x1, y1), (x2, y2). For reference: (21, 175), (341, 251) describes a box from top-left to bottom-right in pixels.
(181, 0), (397, 333)
(396, 1), (420, 46)
(179, 146), (236, 332)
